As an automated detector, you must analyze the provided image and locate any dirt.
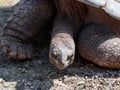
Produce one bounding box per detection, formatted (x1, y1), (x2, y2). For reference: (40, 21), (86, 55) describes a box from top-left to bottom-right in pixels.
(0, 0), (119, 90)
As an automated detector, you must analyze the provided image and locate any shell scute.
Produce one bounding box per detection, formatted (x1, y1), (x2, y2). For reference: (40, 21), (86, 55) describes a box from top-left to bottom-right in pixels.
(77, 0), (120, 20)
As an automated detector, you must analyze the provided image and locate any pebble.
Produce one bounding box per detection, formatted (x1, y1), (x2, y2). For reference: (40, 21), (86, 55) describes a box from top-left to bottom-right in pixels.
(0, 5), (119, 89)
(27, 82), (32, 86)
(84, 76), (88, 79)
(0, 78), (4, 83)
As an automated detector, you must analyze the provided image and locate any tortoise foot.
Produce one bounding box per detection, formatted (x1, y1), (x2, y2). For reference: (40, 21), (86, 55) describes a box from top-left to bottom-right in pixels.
(1, 36), (33, 60)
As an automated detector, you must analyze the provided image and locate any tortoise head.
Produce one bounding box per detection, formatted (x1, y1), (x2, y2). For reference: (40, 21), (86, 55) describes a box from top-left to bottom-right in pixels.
(49, 38), (75, 70)
(49, 46), (75, 70)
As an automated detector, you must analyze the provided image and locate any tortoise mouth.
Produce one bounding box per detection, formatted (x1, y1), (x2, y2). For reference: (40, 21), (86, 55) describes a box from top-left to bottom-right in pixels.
(77, 0), (120, 20)
(50, 54), (73, 70)
(50, 59), (69, 70)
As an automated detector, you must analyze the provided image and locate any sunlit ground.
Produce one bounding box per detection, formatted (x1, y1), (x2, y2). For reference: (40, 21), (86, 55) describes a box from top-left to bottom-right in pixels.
(0, 79), (17, 89)
(0, 0), (20, 89)
(0, 0), (119, 90)
(0, 0), (20, 7)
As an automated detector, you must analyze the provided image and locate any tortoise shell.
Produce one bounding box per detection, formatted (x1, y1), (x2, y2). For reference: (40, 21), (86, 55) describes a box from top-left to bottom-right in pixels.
(77, 0), (120, 20)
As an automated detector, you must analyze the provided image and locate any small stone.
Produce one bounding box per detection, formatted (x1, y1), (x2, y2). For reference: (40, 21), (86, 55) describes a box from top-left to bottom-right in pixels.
(4, 82), (12, 87)
(22, 79), (26, 83)
(59, 78), (62, 81)
(24, 82), (28, 86)
(84, 76), (88, 79)
(0, 78), (4, 83)
(27, 82), (32, 86)
(30, 86), (34, 89)
(113, 42), (118, 46)
(21, 69), (26, 73)
(78, 84), (85, 89)
(94, 75), (98, 79)
(37, 61), (42, 64)
(77, 81), (85, 85)
(64, 76), (68, 78)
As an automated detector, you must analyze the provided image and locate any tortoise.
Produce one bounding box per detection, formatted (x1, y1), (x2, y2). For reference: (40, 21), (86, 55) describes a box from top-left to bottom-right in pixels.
(1, 0), (120, 69)
(50, 0), (120, 69)
(77, 0), (120, 69)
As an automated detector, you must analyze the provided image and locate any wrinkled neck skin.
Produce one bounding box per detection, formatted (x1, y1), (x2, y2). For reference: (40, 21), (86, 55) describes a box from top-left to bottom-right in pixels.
(53, 0), (87, 37)
(51, 0), (120, 69)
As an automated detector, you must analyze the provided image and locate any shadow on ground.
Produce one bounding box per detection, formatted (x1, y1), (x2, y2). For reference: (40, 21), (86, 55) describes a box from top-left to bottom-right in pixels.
(0, 0), (119, 90)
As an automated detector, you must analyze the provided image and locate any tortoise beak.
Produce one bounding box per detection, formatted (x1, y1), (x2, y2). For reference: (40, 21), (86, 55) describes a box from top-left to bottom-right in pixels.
(49, 50), (74, 70)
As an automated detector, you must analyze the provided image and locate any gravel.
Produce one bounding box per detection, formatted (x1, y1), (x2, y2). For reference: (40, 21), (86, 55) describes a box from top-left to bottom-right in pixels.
(0, 0), (119, 90)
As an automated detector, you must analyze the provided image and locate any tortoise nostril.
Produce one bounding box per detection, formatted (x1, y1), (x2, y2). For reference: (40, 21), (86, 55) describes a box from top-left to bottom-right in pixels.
(67, 54), (73, 61)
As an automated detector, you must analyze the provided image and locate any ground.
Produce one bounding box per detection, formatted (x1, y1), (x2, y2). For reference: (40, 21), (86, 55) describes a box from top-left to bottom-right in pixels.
(0, 0), (120, 90)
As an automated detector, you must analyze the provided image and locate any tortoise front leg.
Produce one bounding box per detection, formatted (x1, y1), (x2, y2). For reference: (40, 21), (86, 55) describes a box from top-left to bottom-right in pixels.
(0, 0), (55, 60)
(49, 0), (87, 69)
(78, 24), (120, 69)
(49, 15), (76, 70)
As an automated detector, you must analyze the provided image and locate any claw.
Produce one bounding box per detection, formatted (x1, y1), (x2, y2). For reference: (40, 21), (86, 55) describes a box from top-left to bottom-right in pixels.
(0, 37), (33, 60)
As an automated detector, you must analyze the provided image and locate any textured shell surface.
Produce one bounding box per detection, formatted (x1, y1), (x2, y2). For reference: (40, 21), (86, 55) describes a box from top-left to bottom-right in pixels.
(77, 0), (120, 20)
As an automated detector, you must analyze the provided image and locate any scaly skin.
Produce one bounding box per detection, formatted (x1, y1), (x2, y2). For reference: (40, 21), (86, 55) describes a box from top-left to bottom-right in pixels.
(1, 0), (120, 69)
(1, 0), (55, 60)
(49, 0), (87, 69)
(50, 1), (120, 69)
(78, 5), (120, 69)
(78, 24), (120, 69)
